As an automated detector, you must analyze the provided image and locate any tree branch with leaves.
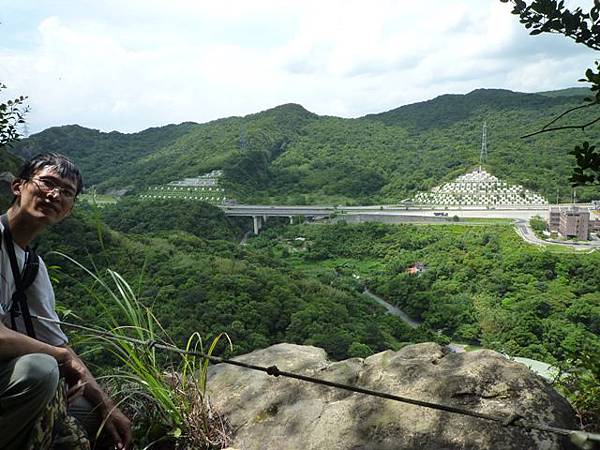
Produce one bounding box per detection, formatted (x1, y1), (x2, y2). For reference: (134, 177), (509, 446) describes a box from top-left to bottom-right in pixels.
(501, 0), (600, 186)
(0, 83), (29, 150)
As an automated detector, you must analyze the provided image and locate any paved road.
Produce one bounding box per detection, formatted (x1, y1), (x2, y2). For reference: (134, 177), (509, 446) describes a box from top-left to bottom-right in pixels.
(514, 219), (600, 251)
(363, 289), (471, 355)
(363, 289), (420, 329)
(223, 205), (335, 217)
(222, 204), (550, 220)
(514, 219), (545, 246)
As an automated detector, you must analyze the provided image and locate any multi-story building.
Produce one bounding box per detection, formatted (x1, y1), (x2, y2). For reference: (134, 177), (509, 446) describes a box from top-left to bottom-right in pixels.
(590, 217), (600, 235)
(549, 208), (561, 232)
(549, 207), (590, 240)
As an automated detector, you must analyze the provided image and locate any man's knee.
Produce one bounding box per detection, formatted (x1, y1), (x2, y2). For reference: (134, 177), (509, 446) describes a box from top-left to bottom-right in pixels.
(12, 353), (59, 403)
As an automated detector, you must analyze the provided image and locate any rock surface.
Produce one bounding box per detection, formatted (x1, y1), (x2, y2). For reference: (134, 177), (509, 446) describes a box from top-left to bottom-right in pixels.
(207, 343), (577, 450)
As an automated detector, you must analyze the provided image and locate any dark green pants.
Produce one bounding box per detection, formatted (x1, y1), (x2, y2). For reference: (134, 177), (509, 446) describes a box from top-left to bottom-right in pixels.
(0, 353), (59, 449)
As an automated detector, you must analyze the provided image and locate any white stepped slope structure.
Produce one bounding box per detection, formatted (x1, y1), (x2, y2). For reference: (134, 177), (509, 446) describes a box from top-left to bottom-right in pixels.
(414, 168), (548, 207)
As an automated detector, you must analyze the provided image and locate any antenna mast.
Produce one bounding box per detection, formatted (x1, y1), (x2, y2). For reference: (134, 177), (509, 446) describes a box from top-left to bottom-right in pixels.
(479, 122), (488, 171)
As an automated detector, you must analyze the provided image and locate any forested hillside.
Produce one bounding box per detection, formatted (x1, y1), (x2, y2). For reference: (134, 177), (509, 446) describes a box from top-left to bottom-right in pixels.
(36, 202), (433, 362)
(12, 122), (197, 188)
(11, 87), (600, 204)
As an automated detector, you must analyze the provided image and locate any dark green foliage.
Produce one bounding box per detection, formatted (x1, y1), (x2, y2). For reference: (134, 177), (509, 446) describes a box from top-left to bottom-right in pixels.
(501, 0), (600, 50)
(555, 333), (600, 432)
(100, 198), (244, 241)
(0, 83), (28, 149)
(0, 147), (21, 173)
(41, 206), (427, 364)
(0, 83), (27, 210)
(529, 215), (548, 238)
(223, 150), (271, 187)
(0, 148), (22, 210)
(570, 141), (600, 185)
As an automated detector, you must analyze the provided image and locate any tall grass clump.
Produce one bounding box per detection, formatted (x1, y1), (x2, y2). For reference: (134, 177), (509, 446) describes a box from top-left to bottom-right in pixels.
(55, 252), (231, 449)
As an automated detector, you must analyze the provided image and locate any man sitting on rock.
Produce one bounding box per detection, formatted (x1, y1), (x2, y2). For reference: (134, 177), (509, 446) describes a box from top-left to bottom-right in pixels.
(0, 153), (131, 449)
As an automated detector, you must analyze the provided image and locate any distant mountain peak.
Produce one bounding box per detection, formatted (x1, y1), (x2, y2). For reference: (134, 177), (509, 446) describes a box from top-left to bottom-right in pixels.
(250, 103), (316, 118)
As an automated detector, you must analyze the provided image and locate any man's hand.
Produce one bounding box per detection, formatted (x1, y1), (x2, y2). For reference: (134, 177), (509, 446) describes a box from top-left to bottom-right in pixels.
(103, 407), (132, 450)
(56, 348), (88, 386)
(58, 345), (133, 449)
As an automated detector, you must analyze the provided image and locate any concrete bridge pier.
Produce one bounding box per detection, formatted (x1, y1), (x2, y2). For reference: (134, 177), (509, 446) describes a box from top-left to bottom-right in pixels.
(289, 216), (293, 224)
(252, 215), (262, 235)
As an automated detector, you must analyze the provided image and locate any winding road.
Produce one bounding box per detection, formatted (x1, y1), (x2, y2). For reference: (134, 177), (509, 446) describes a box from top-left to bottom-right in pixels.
(363, 288), (420, 329)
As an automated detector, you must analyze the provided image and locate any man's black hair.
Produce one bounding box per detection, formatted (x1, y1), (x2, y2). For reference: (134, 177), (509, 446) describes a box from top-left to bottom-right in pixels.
(17, 152), (84, 195)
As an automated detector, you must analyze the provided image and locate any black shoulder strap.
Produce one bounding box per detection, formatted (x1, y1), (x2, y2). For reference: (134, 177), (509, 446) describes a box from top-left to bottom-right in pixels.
(0, 214), (38, 339)
(22, 246), (40, 289)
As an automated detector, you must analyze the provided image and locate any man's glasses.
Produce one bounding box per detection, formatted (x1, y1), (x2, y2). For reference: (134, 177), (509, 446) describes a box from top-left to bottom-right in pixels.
(30, 176), (77, 200)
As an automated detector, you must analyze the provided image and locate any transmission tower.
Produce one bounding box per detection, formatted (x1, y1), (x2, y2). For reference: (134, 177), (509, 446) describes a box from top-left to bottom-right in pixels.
(479, 122), (488, 171)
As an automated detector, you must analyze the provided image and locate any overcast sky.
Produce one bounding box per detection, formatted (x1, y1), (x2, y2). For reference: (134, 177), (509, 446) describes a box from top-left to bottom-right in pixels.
(0, 0), (597, 134)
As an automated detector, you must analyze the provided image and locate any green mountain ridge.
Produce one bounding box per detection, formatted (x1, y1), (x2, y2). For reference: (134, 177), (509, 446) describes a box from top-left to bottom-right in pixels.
(9, 87), (600, 203)
(12, 122), (198, 187)
(364, 88), (584, 130)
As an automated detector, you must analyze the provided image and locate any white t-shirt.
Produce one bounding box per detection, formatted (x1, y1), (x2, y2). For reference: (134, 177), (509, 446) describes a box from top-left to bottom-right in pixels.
(0, 221), (68, 346)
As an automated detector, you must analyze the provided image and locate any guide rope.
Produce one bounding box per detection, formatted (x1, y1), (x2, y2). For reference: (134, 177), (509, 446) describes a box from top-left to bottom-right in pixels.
(32, 314), (600, 449)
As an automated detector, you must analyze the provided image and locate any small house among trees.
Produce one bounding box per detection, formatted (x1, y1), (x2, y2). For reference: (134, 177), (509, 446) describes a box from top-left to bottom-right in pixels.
(407, 262), (426, 275)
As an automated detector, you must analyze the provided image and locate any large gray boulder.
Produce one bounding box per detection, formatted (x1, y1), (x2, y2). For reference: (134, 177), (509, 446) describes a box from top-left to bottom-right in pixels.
(207, 343), (577, 450)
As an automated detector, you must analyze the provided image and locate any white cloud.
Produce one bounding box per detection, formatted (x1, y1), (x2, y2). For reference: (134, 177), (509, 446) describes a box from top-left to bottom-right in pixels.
(0, 0), (596, 133)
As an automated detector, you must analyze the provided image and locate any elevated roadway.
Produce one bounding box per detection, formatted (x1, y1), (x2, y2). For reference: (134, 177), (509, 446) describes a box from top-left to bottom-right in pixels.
(222, 204), (599, 249)
(222, 204), (558, 219)
(221, 204), (555, 233)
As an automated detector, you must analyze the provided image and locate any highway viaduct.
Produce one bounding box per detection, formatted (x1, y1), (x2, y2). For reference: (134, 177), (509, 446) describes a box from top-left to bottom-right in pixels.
(220, 204), (581, 234)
